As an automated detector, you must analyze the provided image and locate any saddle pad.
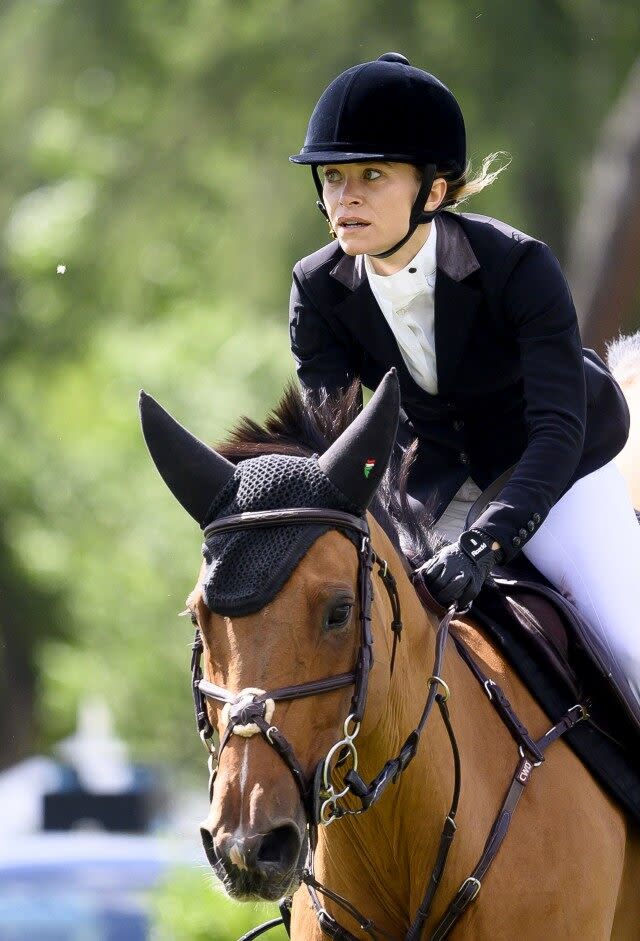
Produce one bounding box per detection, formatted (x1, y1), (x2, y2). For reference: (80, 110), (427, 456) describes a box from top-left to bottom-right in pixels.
(469, 580), (640, 826)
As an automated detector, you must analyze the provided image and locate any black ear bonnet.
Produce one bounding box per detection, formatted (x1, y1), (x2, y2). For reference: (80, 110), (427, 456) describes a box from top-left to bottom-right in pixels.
(139, 369), (400, 619)
(201, 454), (360, 617)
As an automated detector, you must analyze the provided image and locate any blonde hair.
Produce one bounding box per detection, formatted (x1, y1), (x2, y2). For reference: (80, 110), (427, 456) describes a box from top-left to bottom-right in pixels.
(419, 151), (512, 210)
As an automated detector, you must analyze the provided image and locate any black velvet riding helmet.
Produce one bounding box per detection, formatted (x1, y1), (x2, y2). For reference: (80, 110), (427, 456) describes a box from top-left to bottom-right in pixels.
(290, 53), (466, 258)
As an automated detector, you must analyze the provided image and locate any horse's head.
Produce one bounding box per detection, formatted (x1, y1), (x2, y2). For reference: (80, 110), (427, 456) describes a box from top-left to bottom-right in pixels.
(140, 373), (402, 901)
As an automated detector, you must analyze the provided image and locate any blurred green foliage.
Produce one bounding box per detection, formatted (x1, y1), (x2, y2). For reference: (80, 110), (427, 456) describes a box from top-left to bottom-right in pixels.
(150, 867), (287, 941)
(1, 1), (639, 935)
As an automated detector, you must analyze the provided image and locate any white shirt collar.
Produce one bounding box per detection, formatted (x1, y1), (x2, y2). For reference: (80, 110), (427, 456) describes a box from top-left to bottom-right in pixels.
(363, 218), (438, 305)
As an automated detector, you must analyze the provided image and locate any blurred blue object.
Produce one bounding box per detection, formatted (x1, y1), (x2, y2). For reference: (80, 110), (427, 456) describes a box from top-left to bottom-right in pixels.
(0, 831), (198, 940)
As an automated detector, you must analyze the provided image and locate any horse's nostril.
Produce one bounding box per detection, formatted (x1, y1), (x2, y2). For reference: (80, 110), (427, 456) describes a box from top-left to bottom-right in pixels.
(257, 824), (300, 870)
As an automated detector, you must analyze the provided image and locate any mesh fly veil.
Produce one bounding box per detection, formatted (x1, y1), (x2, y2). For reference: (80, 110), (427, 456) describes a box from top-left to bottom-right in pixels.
(201, 453), (361, 616)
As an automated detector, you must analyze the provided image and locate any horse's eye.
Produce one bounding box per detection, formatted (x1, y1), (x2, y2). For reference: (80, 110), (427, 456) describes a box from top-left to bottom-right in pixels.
(324, 602), (353, 631)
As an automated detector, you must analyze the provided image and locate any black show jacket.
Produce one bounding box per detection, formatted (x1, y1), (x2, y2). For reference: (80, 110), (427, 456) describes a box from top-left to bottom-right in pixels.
(289, 210), (629, 563)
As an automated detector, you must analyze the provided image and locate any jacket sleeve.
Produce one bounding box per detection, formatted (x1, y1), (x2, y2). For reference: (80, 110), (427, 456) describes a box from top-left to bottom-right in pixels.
(289, 262), (359, 394)
(473, 241), (586, 563)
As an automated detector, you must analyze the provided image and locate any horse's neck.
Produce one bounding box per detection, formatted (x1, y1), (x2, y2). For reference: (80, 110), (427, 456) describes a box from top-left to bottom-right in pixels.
(313, 523), (506, 934)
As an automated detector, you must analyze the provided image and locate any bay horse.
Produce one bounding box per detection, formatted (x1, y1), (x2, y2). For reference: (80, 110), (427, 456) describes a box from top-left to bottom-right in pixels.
(140, 368), (639, 940)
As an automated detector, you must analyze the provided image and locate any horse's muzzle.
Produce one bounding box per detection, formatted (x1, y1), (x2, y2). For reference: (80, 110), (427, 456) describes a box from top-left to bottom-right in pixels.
(201, 822), (305, 900)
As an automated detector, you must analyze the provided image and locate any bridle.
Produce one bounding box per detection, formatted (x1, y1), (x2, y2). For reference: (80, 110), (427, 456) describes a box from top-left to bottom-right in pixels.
(189, 506), (588, 941)
(192, 507), (403, 826)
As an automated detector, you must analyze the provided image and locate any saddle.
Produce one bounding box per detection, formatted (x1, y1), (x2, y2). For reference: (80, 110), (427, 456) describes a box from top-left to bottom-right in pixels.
(425, 469), (640, 824)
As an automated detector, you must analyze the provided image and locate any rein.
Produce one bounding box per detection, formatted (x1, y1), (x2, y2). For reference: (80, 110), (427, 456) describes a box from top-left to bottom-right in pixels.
(191, 507), (588, 941)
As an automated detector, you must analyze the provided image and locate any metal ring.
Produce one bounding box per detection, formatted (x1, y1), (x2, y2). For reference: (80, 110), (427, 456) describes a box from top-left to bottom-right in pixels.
(322, 740), (358, 790)
(265, 725), (278, 744)
(427, 675), (451, 702)
(518, 744), (543, 767)
(320, 797), (340, 826)
(483, 679), (494, 701)
(200, 729), (217, 755)
(343, 714), (361, 740)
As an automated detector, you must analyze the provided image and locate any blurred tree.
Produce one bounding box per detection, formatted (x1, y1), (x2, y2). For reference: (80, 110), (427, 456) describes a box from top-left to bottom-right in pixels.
(568, 56), (640, 352)
(0, 0), (638, 773)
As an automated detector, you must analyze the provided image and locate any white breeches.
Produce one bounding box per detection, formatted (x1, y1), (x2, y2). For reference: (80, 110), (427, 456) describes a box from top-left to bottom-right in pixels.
(436, 462), (640, 707)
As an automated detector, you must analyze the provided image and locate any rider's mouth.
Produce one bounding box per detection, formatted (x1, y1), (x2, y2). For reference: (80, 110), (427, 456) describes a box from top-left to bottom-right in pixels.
(336, 217), (371, 231)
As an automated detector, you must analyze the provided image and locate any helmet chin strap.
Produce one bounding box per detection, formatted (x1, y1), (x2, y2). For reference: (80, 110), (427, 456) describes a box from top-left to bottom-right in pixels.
(311, 163), (438, 259)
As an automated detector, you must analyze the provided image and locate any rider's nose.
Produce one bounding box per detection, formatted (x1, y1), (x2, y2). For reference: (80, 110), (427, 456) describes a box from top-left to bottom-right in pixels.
(338, 181), (362, 206)
(204, 821), (302, 879)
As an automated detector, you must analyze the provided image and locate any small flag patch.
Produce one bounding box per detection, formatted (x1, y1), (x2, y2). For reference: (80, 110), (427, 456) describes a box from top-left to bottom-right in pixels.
(364, 458), (376, 478)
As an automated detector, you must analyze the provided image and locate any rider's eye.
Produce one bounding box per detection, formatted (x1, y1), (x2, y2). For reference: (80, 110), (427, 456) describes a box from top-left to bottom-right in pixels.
(324, 602), (353, 631)
(323, 167), (341, 183)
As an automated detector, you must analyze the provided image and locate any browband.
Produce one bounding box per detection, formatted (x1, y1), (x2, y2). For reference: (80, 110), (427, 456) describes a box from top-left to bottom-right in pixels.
(203, 508), (369, 541)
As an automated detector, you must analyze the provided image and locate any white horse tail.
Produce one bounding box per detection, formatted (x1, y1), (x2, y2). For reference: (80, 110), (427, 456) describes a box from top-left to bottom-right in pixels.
(606, 331), (640, 509)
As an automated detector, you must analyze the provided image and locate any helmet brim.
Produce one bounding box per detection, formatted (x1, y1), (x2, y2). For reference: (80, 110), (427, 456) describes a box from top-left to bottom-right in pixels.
(289, 151), (415, 165)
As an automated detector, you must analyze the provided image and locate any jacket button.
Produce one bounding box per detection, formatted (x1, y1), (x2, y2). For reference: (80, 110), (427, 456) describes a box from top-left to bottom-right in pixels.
(519, 528), (527, 539)
(460, 451), (469, 465)
(453, 419), (464, 431)
(533, 513), (541, 524)
(512, 536), (522, 548)
(527, 520), (535, 532)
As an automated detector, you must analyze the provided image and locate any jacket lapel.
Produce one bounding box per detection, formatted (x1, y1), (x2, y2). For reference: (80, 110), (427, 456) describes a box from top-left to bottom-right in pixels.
(328, 212), (483, 398)
(433, 213), (482, 396)
(329, 275), (416, 385)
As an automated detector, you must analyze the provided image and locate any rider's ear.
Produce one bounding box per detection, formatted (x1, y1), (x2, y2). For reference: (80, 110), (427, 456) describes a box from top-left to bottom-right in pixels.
(139, 391), (235, 526)
(318, 369), (400, 512)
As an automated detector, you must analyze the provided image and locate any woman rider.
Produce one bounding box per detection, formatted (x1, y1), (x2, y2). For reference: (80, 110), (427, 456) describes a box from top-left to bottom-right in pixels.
(288, 52), (640, 715)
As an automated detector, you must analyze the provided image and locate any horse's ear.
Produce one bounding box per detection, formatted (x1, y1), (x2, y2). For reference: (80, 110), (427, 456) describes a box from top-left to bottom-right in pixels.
(318, 369), (400, 511)
(139, 391), (235, 526)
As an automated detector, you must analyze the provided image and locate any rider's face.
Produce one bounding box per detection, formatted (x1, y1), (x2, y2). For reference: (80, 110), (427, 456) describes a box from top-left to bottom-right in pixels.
(320, 161), (445, 265)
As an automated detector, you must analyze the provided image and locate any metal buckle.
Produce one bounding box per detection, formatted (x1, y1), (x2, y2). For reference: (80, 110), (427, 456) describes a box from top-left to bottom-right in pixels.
(570, 703), (590, 722)
(460, 876), (481, 902)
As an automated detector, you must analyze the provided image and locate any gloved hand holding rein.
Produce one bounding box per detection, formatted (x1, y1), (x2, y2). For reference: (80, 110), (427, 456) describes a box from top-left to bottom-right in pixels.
(415, 528), (504, 609)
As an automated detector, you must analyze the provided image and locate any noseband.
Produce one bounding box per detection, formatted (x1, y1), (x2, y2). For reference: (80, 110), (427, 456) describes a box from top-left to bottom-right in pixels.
(189, 506), (588, 941)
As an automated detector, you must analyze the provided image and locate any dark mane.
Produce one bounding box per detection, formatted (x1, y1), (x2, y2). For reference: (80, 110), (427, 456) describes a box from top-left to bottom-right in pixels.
(216, 380), (444, 568)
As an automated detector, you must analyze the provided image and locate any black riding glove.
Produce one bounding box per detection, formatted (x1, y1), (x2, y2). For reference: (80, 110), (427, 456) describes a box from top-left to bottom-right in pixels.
(416, 528), (504, 608)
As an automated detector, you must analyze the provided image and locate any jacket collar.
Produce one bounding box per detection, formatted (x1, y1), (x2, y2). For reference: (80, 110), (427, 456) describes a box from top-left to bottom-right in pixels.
(328, 211), (479, 290)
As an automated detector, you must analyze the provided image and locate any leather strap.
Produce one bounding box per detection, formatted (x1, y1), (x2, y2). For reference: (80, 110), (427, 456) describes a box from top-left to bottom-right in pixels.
(203, 508), (369, 539)
(429, 702), (587, 940)
(464, 464), (517, 530)
(198, 672), (357, 705)
(453, 636), (545, 763)
(237, 918), (286, 941)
